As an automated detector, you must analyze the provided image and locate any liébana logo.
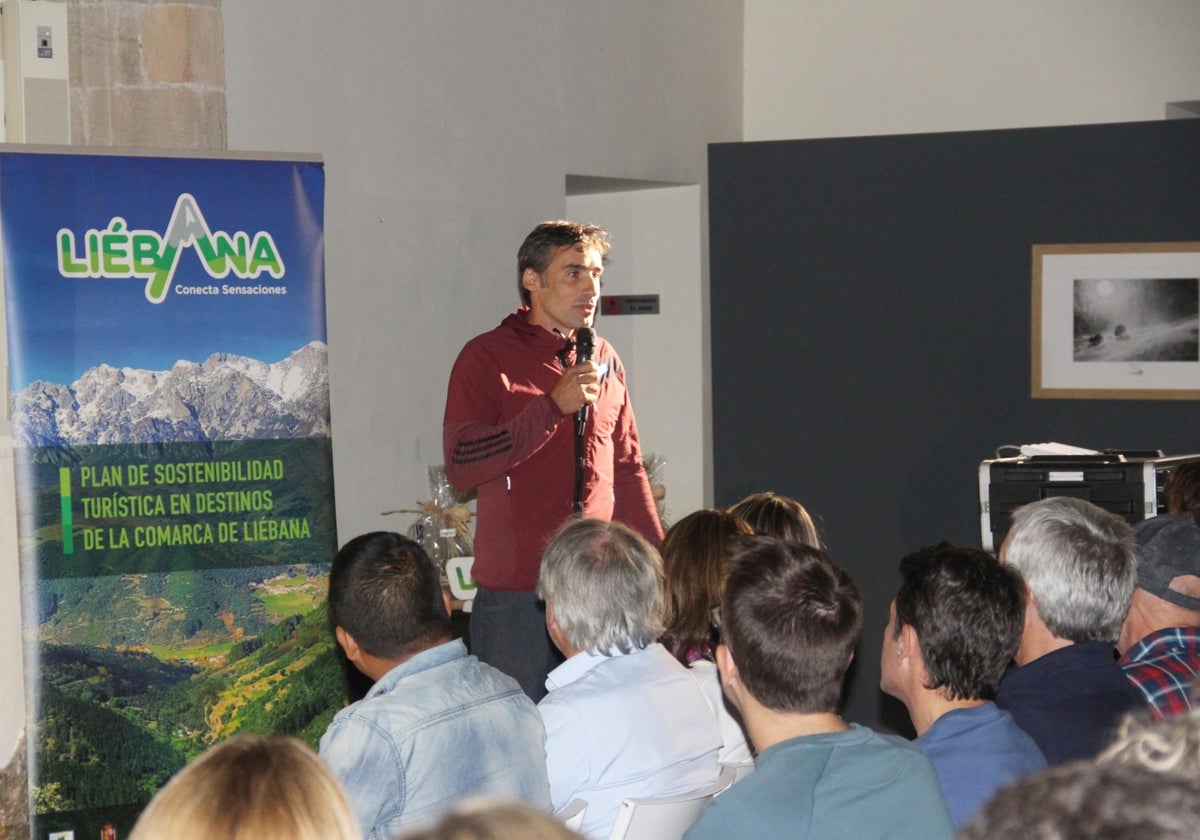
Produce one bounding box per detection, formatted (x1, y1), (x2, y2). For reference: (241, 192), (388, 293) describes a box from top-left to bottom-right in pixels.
(56, 193), (285, 303)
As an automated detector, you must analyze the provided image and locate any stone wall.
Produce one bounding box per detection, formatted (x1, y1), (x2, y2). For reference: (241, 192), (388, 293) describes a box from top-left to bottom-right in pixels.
(0, 733), (28, 840)
(66, 0), (226, 148)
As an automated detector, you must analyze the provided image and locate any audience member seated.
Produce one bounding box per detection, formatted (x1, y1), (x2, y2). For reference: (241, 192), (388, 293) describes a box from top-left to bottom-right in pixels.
(537, 518), (722, 840)
(660, 508), (755, 763)
(684, 538), (952, 840)
(956, 760), (1200, 840)
(993, 497), (1144, 764)
(880, 543), (1045, 830)
(1165, 461), (1200, 525)
(727, 491), (820, 546)
(319, 532), (550, 839)
(1116, 514), (1200, 718)
(129, 735), (360, 840)
(396, 798), (584, 840)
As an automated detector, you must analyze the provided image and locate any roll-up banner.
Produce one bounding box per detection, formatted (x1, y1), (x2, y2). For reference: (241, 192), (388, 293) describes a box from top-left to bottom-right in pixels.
(0, 149), (341, 838)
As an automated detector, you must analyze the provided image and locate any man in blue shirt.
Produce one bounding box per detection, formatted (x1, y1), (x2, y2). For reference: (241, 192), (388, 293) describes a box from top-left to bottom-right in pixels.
(685, 538), (952, 840)
(880, 543), (1046, 830)
(319, 532), (550, 839)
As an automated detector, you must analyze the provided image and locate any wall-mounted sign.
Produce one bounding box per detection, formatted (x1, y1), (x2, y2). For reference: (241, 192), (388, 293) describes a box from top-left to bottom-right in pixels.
(601, 294), (659, 315)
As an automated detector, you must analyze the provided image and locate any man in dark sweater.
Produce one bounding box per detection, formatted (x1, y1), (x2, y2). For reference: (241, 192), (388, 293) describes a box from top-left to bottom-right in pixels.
(994, 497), (1145, 763)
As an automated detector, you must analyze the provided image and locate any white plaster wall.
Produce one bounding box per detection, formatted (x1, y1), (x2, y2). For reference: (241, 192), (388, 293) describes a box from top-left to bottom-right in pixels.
(745, 0), (1200, 140)
(568, 186), (706, 525)
(221, 0), (743, 543)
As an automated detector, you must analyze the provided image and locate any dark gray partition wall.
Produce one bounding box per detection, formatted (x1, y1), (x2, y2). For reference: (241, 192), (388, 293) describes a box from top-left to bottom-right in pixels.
(709, 119), (1200, 732)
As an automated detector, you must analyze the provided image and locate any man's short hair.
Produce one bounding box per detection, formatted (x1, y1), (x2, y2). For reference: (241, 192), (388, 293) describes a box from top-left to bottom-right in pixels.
(721, 537), (862, 714)
(516, 221), (611, 306)
(327, 531), (451, 660)
(536, 518), (663, 655)
(1003, 497), (1137, 642)
(893, 543), (1026, 701)
(957, 760), (1200, 840)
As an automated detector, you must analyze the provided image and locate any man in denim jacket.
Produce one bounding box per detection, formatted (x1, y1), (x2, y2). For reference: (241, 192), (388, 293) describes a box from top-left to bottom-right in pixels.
(319, 532), (550, 839)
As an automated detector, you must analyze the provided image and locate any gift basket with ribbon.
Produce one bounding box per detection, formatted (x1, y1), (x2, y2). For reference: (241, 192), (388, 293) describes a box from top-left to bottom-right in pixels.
(383, 465), (474, 583)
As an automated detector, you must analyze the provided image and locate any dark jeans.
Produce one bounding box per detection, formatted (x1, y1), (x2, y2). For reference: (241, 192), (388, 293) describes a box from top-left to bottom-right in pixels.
(470, 587), (563, 702)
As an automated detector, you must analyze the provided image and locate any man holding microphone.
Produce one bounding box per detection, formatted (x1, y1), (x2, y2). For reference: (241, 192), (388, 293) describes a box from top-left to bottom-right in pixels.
(443, 220), (663, 700)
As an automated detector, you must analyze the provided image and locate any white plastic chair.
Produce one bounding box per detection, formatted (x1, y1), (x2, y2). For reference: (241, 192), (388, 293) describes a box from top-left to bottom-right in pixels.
(556, 798), (588, 832)
(445, 555), (477, 612)
(606, 763), (736, 840)
(719, 759), (755, 783)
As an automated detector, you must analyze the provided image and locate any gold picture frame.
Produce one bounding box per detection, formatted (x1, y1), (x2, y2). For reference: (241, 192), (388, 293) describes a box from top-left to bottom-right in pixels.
(1032, 242), (1200, 399)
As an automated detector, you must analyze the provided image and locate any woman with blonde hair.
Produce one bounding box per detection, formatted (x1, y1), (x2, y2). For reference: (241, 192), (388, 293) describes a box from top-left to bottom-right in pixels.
(129, 735), (360, 840)
(397, 798), (583, 840)
(1100, 704), (1200, 776)
(727, 491), (821, 547)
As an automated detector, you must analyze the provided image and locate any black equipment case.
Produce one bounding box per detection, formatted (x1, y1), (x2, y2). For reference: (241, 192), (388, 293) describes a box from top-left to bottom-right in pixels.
(978, 451), (1200, 552)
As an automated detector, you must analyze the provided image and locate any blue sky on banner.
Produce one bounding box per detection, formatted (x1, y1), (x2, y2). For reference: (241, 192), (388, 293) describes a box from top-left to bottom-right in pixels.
(2, 153), (326, 390)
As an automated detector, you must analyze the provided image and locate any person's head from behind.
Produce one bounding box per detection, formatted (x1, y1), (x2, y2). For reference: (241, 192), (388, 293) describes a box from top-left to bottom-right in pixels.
(328, 531), (452, 675)
(537, 518), (663, 657)
(1165, 461), (1200, 526)
(396, 798), (583, 840)
(957, 760), (1200, 840)
(727, 491), (820, 547)
(718, 537), (862, 714)
(129, 735), (360, 840)
(1118, 514), (1200, 653)
(883, 542), (1025, 704)
(660, 508), (753, 664)
(516, 220), (611, 308)
(1000, 496), (1136, 643)
(1101, 704), (1200, 776)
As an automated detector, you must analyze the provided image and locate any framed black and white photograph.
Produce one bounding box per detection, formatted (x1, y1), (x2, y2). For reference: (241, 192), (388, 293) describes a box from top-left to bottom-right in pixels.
(1032, 242), (1200, 399)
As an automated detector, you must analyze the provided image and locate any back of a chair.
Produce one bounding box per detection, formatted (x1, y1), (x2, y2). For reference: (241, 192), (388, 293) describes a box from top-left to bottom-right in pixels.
(720, 759), (755, 783)
(556, 798), (588, 832)
(606, 764), (736, 840)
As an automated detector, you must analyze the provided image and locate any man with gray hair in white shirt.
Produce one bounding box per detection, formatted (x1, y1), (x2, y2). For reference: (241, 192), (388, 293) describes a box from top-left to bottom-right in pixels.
(537, 518), (722, 840)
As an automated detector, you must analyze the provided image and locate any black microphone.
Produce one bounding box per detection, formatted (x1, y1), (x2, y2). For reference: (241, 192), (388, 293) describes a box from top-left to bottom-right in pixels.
(572, 327), (595, 515)
(576, 327), (595, 364)
(574, 327), (594, 436)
